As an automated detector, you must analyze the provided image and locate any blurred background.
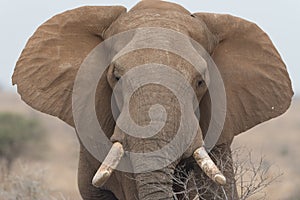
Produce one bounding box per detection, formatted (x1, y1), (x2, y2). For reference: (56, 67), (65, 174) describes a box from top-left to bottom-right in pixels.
(0, 0), (299, 199)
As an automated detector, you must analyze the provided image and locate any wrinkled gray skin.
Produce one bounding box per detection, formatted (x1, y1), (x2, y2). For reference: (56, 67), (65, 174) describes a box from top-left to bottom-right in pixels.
(12, 1), (293, 200)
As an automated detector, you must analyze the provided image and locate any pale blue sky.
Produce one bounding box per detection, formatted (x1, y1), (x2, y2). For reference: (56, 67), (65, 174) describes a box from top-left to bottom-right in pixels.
(0, 0), (299, 95)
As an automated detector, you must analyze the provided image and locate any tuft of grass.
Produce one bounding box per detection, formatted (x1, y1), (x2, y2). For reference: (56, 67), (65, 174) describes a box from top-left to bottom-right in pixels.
(0, 162), (68, 200)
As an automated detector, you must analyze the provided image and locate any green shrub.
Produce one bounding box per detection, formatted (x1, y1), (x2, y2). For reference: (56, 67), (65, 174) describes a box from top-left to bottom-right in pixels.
(0, 113), (43, 170)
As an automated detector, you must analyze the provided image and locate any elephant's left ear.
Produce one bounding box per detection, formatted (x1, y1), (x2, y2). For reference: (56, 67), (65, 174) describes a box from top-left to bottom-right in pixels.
(193, 13), (293, 143)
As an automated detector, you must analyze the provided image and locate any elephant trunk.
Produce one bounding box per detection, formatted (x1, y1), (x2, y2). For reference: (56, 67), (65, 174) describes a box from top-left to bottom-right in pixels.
(125, 84), (181, 199)
(135, 166), (176, 200)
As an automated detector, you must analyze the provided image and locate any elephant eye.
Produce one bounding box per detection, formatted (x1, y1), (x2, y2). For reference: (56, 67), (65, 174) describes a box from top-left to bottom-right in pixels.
(113, 69), (121, 81)
(197, 80), (204, 87)
(115, 75), (120, 81)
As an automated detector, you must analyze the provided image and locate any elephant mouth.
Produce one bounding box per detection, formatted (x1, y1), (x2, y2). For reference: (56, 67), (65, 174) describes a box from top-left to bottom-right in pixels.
(92, 142), (226, 188)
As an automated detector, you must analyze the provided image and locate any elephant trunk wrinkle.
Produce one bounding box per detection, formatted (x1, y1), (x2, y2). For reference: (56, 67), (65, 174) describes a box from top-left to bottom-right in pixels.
(135, 166), (176, 200)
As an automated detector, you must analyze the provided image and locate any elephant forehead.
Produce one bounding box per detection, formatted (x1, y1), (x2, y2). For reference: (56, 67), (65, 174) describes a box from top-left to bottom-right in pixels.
(105, 9), (215, 53)
(113, 49), (206, 82)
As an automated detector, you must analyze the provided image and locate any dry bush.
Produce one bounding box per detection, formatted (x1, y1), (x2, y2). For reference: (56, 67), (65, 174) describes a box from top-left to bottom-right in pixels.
(170, 147), (281, 200)
(233, 148), (282, 200)
(0, 162), (68, 200)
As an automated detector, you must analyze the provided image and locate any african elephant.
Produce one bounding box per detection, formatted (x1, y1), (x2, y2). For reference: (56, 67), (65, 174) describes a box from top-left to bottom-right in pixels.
(12, 1), (293, 199)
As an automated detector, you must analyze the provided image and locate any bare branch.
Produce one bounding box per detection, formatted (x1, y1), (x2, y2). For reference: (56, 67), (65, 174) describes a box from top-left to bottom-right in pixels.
(170, 147), (281, 200)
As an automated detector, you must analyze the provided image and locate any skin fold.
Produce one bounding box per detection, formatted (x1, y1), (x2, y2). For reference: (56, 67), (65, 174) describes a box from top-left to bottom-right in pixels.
(12, 1), (293, 199)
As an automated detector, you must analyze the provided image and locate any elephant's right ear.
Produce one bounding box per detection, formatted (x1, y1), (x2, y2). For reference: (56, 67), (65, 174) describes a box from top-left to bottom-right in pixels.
(12, 6), (126, 127)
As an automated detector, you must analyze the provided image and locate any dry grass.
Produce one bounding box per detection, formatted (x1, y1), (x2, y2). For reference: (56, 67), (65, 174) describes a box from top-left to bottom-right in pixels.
(0, 161), (69, 200)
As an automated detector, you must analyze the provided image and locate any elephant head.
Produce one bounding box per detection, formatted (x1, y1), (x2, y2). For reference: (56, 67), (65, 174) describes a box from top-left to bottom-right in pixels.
(13, 1), (293, 199)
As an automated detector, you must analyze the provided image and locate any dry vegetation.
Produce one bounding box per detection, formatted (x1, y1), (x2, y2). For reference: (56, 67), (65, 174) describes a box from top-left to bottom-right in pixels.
(0, 111), (68, 199)
(0, 162), (69, 200)
(0, 92), (80, 199)
(168, 147), (281, 200)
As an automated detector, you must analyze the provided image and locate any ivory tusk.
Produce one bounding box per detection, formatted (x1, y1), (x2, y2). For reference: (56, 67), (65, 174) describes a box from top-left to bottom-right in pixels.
(193, 147), (226, 185)
(92, 142), (124, 188)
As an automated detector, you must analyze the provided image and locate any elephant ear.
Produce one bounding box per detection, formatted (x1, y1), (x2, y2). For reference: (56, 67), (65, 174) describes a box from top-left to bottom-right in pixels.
(12, 6), (126, 127)
(193, 13), (293, 144)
